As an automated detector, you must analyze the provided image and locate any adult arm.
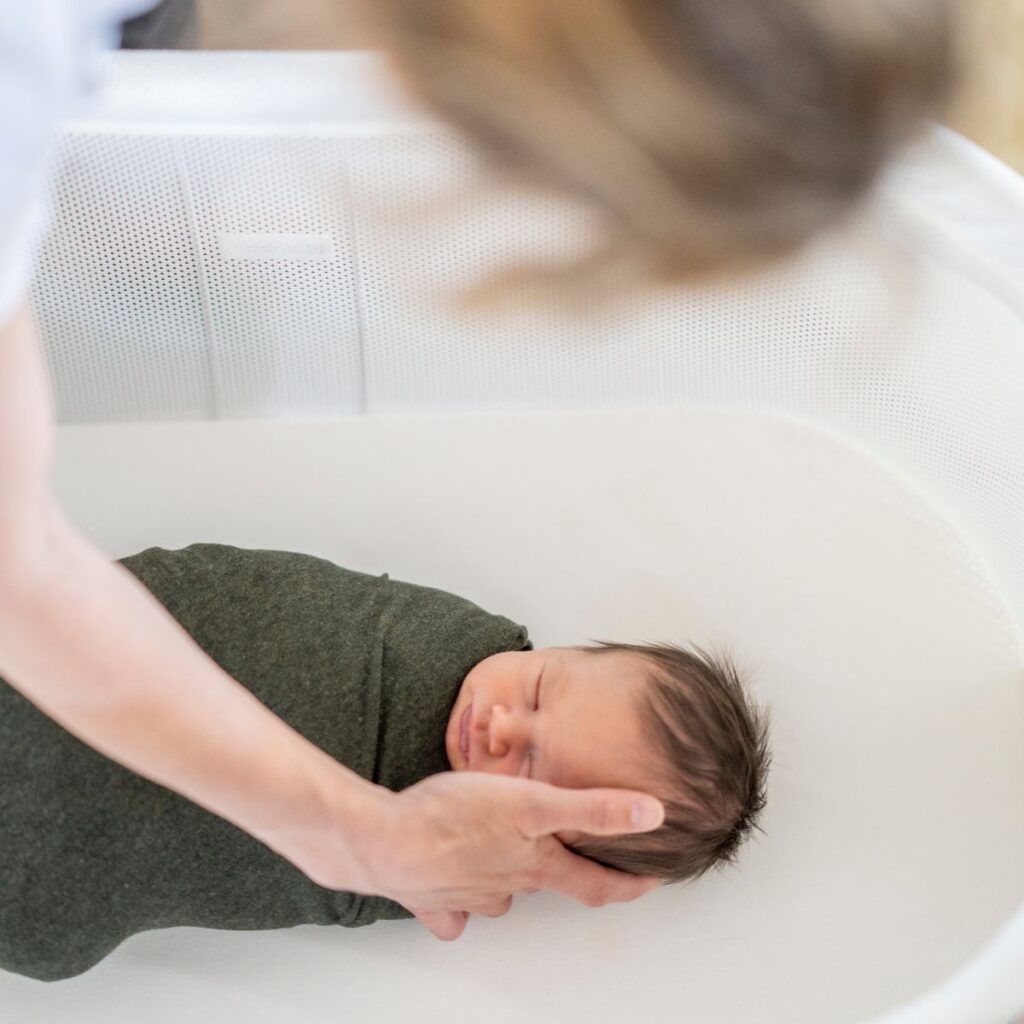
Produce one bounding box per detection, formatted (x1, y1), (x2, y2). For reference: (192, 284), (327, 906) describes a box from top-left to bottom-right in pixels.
(0, 303), (663, 939)
(0, 302), (386, 884)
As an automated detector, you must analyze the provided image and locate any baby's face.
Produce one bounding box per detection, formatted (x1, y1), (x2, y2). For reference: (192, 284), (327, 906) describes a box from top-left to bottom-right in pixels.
(444, 648), (654, 794)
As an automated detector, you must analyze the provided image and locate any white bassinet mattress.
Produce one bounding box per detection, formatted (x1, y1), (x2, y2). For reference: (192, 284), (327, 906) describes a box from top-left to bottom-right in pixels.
(1, 409), (1018, 1024)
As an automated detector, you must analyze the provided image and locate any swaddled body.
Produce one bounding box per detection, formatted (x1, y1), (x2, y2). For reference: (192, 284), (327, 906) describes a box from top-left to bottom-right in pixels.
(0, 544), (530, 982)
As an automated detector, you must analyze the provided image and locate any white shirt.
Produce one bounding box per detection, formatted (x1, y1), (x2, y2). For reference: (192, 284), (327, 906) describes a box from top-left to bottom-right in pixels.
(0, 0), (154, 321)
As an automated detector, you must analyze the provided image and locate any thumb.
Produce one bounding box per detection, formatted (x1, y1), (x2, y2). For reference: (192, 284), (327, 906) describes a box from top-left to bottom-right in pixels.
(518, 782), (664, 840)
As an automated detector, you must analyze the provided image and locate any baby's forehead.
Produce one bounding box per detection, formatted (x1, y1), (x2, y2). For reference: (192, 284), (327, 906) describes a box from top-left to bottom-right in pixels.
(560, 649), (658, 722)
(564, 647), (654, 684)
(564, 649), (678, 763)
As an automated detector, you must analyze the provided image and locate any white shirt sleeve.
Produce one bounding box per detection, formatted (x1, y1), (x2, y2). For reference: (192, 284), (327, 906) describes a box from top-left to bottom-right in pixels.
(0, 0), (155, 322)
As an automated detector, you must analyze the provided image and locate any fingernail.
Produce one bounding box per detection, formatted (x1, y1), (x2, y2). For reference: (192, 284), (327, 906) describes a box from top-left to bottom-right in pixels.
(631, 799), (663, 830)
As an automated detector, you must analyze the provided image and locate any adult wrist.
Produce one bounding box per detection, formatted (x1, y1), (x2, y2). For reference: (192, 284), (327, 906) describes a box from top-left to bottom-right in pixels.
(252, 744), (397, 894)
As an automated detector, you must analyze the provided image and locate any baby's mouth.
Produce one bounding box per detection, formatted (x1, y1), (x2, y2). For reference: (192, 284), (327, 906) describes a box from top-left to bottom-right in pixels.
(459, 703), (473, 768)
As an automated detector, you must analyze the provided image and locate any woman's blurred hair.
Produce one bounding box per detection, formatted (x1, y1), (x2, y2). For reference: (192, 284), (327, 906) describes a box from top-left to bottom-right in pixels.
(358, 0), (954, 289)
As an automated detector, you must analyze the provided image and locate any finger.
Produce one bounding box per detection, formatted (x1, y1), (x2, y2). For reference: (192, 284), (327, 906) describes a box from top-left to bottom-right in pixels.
(462, 895), (513, 919)
(532, 841), (663, 908)
(518, 783), (664, 840)
(411, 908), (468, 941)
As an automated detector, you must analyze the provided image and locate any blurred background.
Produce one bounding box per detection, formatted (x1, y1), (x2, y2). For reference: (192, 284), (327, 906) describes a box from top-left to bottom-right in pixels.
(127, 0), (1024, 172)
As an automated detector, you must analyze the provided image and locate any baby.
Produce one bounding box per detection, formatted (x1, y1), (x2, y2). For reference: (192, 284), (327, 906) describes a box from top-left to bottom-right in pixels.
(0, 544), (769, 981)
(446, 643), (769, 881)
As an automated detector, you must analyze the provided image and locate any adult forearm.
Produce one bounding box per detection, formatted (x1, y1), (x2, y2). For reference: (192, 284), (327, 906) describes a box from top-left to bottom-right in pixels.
(0, 507), (382, 888)
(0, 304), (384, 891)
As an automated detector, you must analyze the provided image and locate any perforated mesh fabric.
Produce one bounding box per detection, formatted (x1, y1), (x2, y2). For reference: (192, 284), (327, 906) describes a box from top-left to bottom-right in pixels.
(30, 53), (1024, 633)
(34, 133), (212, 422)
(179, 135), (364, 417)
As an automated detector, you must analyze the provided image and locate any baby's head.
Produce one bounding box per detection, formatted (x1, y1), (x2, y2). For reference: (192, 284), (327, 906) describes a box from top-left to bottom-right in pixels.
(445, 642), (770, 882)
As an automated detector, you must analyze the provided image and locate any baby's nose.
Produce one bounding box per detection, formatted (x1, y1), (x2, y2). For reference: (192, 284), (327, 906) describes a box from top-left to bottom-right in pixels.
(486, 704), (527, 759)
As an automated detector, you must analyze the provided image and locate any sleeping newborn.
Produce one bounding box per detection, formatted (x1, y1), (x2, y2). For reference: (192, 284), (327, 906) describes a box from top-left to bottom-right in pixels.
(445, 642), (768, 880)
(0, 545), (769, 982)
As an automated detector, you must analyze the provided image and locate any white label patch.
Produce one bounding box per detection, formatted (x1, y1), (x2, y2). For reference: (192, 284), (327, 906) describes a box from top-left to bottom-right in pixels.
(218, 233), (336, 261)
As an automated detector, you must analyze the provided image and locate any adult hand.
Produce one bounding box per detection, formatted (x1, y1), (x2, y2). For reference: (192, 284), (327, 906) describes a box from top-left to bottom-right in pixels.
(350, 771), (665, 941)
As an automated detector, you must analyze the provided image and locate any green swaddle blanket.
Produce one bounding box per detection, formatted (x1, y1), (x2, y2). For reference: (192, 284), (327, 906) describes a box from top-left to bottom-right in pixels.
(0, 544), (530, 982)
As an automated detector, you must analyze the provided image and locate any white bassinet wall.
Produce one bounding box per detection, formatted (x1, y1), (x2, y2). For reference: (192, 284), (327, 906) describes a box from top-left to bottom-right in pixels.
(13, 52), (1024, 1023)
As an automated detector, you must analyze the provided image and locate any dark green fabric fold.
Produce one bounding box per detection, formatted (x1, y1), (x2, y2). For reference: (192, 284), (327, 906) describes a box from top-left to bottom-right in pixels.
(0, 544), (530, 981)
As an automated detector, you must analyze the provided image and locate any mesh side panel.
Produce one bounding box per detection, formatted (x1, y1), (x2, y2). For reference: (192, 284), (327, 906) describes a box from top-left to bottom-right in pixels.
(34, 132), (365, 421)
(32, 134), (211, 423)
(179, 136), (363, 418)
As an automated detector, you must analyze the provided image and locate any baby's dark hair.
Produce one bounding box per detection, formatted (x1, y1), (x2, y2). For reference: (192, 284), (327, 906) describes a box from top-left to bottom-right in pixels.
(571, 642), (770, 883)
